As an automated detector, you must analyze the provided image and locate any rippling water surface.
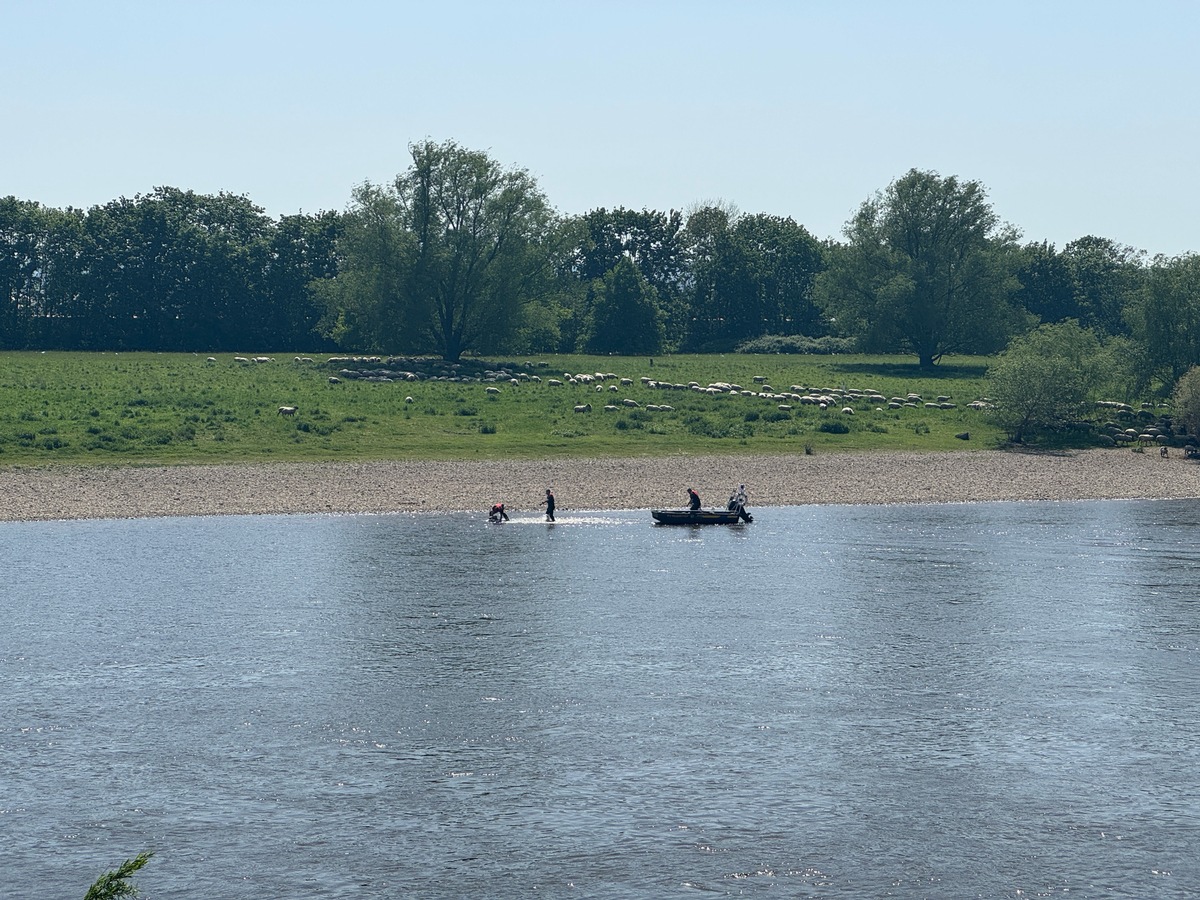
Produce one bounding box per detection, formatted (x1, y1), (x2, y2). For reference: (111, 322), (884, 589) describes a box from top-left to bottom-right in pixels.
(4, 500), (1199, 897)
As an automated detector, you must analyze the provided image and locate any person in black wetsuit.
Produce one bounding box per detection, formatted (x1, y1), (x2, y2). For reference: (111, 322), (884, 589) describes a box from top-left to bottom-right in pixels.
(489, 502), (509, 523)
(686, 488), (701, 511)
(541, 489), (556, 522)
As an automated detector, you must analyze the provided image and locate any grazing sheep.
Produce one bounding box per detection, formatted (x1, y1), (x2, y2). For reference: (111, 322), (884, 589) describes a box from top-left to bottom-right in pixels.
(233, 356), (249, 364)
(574, 403), (592, 413)
(603, 404), (618, 411)
(205, 356), (216, 364)
(485, 386), (501, 395)
(548, 378), (563, 386)
(622, 398), (640, 407)
(278, 405), (298, 416)
(842, 407), (854, 415)
(405, 396), (414, 404)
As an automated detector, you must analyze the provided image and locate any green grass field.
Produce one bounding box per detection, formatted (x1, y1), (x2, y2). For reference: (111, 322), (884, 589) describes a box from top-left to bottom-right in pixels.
(0, 351), (1017, 466)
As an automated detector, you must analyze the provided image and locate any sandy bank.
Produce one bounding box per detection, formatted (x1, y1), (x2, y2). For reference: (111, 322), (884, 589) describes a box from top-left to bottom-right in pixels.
(2, 449), (1198, 523)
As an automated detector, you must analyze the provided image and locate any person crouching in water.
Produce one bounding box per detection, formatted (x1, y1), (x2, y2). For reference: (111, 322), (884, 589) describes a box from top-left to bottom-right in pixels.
(489, 502), (509, 523)
(541, 489), (556, 522)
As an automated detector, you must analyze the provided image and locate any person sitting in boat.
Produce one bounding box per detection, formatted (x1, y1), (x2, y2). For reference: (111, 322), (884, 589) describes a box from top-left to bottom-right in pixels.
(686, 487), (701, 511)
(489, 502), (509, 523)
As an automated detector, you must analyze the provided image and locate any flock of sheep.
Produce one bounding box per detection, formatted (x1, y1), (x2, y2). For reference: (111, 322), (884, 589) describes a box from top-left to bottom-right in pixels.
(209, 354), (993, 422)
(469, 366), (981, 418)
(210, 355), (1193, 454)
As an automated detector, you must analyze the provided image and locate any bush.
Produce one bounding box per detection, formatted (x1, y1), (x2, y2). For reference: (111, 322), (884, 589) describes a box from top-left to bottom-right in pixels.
(1172, 366), (1200, 437)
(818, 420), (849, 434)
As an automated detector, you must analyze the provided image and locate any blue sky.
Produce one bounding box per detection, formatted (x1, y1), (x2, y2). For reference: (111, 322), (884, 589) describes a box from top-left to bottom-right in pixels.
(5, 0), (1197, 256)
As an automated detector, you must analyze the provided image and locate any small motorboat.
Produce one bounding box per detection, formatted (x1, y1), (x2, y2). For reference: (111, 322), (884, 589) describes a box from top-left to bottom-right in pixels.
(653, 485), (753, 525)
(651, 508), (746, 525)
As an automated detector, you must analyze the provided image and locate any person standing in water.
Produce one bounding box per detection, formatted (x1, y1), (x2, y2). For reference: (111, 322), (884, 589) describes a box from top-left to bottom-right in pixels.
(541, 488), (556, 522)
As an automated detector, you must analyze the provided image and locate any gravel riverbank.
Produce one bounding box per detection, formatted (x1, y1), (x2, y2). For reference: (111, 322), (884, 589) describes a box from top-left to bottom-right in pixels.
(2, 448), (1198, 523)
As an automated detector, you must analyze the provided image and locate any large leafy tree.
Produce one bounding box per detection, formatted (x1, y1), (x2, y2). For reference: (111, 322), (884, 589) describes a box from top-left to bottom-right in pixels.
(1127, 252), (1200, 386)
(77, 188), (271, 350)
(685, 205), (824, 349)
(816, 169), (1021, 368)
(0, 197), (84, 348)
(1061, 235), (1144, 337)
(318, 140), (554, 360)
(581, 257), (664, 354)
(567, 207), (687, 348)
(1014, 240), (1079, 324)
(1172, 366), (1200, 440)
(254, 210), (342, 350)
(986, 321), (1102, 442)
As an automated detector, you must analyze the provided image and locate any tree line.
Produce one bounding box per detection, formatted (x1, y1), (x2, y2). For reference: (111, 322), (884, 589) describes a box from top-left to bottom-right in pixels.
(4, 139), (1199, 393)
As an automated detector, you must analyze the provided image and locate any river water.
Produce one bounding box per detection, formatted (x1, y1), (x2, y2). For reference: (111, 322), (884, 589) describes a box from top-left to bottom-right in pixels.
(3, 500), (1198, 898)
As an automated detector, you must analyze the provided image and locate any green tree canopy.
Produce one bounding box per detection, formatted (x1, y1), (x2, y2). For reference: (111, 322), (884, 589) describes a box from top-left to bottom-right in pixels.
(581, 257), (664, 354)
(1126, 253), (1200, 388)
(816, 169), (1022, 368)
(316, 140), (555, 360)
(566, 206), (686, 349)
(986, 321), (1102, 442)
(1014, 240), (1078, 324)
(685, 205), (825, 350)
(1172, 365), (1200, 440)
(1061, 235), (1145, 337)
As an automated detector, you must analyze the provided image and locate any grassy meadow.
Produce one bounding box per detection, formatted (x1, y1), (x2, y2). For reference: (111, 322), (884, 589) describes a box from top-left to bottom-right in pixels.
(0, 351), (1014, 466)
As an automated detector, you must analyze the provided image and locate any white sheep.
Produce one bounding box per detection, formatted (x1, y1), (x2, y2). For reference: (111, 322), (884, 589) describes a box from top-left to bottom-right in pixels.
(405, 396), (414, 404)
(574, 403), (592, 413)
(278, 405), (298, 416)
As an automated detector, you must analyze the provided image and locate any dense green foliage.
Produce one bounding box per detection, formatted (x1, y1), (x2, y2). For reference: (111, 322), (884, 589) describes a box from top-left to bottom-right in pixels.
(815, 169), (1024, 368)
(313, 140), (555, 360)
(4, 147), (1198, 386)
(985, 322), (1103, 442)
(1, 192), (340, 352)
(1172, 366), (1200, 438)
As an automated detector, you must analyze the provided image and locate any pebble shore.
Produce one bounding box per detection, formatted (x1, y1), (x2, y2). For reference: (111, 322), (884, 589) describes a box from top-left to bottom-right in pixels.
(1, 449), (1198, 523)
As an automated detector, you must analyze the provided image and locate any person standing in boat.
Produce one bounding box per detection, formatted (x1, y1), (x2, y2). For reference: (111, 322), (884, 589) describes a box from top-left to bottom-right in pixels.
(686, 487), (701, 511)
(541, 488), (556, 522)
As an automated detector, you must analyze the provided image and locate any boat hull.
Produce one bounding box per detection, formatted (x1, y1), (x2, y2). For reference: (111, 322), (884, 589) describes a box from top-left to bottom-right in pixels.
(651, 508), (747, 525)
